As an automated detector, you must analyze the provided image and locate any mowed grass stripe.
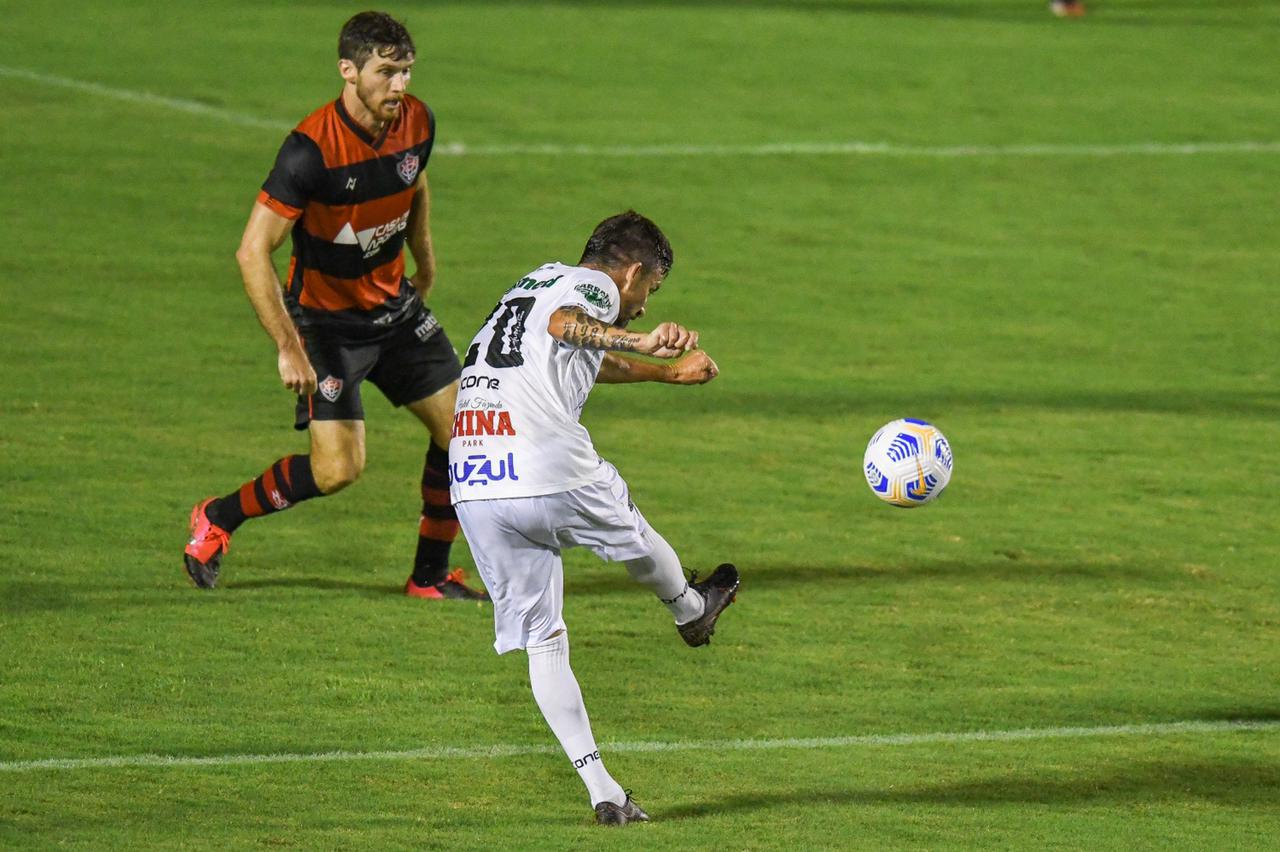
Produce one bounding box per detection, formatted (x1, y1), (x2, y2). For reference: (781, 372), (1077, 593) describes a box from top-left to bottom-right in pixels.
(4, 720), (1276, 774)
(5, 65), (1279, 159)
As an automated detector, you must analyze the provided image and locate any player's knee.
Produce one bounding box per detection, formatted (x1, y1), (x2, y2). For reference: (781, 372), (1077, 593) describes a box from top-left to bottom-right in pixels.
(313, 454), (364, 494)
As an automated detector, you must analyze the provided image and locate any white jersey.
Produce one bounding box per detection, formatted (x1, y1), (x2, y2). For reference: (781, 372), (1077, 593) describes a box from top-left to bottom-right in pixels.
(449, 262), (621, 503)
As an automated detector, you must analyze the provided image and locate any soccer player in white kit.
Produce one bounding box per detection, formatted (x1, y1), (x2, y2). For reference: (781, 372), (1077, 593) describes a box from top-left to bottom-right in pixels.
(449, 211), (740, 825)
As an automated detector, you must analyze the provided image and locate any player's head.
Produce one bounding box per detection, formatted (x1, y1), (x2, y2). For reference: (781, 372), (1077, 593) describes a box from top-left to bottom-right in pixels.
(579, 211), (674, 325)
(338, 12), (415, 124)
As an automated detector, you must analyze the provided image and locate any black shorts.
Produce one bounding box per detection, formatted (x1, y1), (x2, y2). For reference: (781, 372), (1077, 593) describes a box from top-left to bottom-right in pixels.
(294, 306), (462, 430)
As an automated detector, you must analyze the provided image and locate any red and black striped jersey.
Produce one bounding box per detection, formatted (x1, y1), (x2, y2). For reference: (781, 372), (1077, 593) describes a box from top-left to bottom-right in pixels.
(257, 94), (435, 339)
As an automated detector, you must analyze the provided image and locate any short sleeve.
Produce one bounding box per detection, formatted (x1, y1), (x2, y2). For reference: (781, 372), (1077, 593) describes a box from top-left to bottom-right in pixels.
(258, 132), (324, 220)
(557, 272), (620, 324)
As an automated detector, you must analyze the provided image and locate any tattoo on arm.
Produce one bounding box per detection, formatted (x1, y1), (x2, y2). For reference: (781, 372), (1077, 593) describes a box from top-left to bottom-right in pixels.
(557, 308), (638, 351)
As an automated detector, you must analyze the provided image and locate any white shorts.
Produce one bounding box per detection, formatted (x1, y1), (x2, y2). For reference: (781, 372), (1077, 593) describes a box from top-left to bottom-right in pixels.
(455, 462), (654, 654)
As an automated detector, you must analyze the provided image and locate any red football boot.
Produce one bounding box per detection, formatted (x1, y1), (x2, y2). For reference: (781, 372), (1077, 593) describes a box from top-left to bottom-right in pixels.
(404, 568), (489, 601)
(184, 498), (231, 588)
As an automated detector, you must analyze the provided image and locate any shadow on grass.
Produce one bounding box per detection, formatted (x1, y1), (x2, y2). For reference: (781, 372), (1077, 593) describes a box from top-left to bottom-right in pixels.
(566, 555), (1168, 596)
(0, 581), (77, 615)
(661, 758), (1280, 820)
(226, 577), (402, 596)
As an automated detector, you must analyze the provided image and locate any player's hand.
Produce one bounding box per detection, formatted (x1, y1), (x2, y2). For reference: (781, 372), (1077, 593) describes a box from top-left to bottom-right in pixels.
(667, 350), (719, 385)
(638, 322), (699, 359)
(278, 343), (317, 396)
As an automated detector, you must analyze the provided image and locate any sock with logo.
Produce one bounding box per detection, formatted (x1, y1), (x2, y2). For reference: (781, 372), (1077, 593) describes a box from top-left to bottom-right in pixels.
(207, 455), (322, 534)
(527, 632), (627, 807)
(623, 528), (706, 625)
(411, 442), (458, 586)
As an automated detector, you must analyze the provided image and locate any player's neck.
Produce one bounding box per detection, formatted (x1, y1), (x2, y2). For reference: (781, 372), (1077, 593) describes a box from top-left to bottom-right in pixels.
(341, 88), (389, 139)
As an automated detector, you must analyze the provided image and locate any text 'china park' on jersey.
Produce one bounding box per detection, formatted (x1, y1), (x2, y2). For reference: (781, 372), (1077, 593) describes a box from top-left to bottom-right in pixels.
(257, 95), (435, 340)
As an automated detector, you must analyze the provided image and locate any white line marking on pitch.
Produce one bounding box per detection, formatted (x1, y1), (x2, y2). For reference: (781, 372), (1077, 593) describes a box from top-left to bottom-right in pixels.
(431, 140), (1280, 158)
(1, 719), (1275, 774)
(0, 66), (291, 132)
(4, 66), (1278, 158)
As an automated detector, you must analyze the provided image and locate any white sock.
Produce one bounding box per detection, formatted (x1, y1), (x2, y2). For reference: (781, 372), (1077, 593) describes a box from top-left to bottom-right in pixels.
(526, 632), (626, 807)
(623, 528), (706, 625)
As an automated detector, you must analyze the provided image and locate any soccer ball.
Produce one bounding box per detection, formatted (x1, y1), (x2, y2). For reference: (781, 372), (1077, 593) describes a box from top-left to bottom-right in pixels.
(863, 418), (953, 507)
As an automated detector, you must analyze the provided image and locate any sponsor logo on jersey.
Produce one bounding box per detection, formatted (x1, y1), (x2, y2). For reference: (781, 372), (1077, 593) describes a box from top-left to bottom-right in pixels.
(511, 274), (562, 292)
(451, 409), (516, 438)
(318, 375), (343, 402)
(573, 282), (613, 310)
(332, 210), (410, 259)
(450, 452), (519, 486)
(397, 151), (420, 185)
(414, 312), (440, 341)
(459, 374), (500, 391)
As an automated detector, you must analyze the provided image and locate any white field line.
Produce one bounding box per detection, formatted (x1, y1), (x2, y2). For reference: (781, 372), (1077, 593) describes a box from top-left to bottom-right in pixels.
(431, 140), (1280, 158)
(0, 66), (291, 132)
(4, 66), (1279, 159)
(1, 719), (1276, 774)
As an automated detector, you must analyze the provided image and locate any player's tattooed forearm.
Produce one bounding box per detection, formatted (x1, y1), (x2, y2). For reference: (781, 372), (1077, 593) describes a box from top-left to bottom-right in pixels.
(560, 309), (637, 351)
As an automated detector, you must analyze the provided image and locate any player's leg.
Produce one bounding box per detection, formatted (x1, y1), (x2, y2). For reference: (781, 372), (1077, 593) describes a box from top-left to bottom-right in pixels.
(366, 309), (482, 599)
(182, 334), (372, 588)
(403, 381), (484, 597)
(564, 462), (741, 648)
(456, 496), (640, 822)
(623, 528), (740, 648)
(622, 527), (704, 624)
(527, 629), (640, 819)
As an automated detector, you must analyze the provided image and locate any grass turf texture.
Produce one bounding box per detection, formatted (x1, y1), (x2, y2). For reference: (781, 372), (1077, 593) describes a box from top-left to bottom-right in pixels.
(2, 0), (1279, 847)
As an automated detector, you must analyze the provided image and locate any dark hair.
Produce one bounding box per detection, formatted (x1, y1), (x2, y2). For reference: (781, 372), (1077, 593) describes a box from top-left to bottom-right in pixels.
(339, 11), (415, 70)
(579, 210), (674, 277)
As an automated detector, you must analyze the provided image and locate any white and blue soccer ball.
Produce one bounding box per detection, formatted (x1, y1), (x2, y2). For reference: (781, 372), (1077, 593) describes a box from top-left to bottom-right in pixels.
(863, 418), (953, 507)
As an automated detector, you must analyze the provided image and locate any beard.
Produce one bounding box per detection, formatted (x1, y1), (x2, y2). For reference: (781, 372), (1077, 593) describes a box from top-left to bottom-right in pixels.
(356, 82), (398, 122)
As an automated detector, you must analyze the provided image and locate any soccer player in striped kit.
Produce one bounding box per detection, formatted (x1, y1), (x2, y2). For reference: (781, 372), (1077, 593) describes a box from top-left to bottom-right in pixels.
(183, 11), (485, 600)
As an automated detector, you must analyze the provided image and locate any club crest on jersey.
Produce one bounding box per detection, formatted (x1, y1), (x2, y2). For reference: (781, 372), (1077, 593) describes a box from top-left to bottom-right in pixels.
(318, 375), (343, 402)
(397, 152), (420, 185)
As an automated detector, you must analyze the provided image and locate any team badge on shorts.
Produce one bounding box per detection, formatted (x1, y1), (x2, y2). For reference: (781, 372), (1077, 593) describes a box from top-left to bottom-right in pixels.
(318, 375), (343, 402)
(397, 152), (420, 185)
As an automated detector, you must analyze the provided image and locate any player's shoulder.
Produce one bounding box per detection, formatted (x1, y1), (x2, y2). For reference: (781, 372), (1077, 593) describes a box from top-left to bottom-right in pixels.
(270, 129), (325, 183)
(294, 100), (339, 140)
(565, 264), (619, 296)
(548, 264), (619, 316)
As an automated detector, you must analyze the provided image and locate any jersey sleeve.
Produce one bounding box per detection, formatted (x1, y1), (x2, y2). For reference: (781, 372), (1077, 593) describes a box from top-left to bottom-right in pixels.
(556, 273), (620, 324)
(257, 131), (325, 220)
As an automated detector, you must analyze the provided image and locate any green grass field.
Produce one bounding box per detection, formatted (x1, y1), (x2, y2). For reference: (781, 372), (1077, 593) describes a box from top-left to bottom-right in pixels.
(3, 0), (1279, 847)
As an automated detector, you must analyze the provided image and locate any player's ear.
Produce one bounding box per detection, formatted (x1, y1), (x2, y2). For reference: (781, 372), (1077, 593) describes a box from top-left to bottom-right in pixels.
(338, 58), (359, 85)
(621, 262), (644, 292)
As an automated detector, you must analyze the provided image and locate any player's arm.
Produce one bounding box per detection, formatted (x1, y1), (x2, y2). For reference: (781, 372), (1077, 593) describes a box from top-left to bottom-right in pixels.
(235, 202), (317, 396)
(546, 307), (699, 358)
(404, 170), (435, 301)
(597, 352), (719, 385)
